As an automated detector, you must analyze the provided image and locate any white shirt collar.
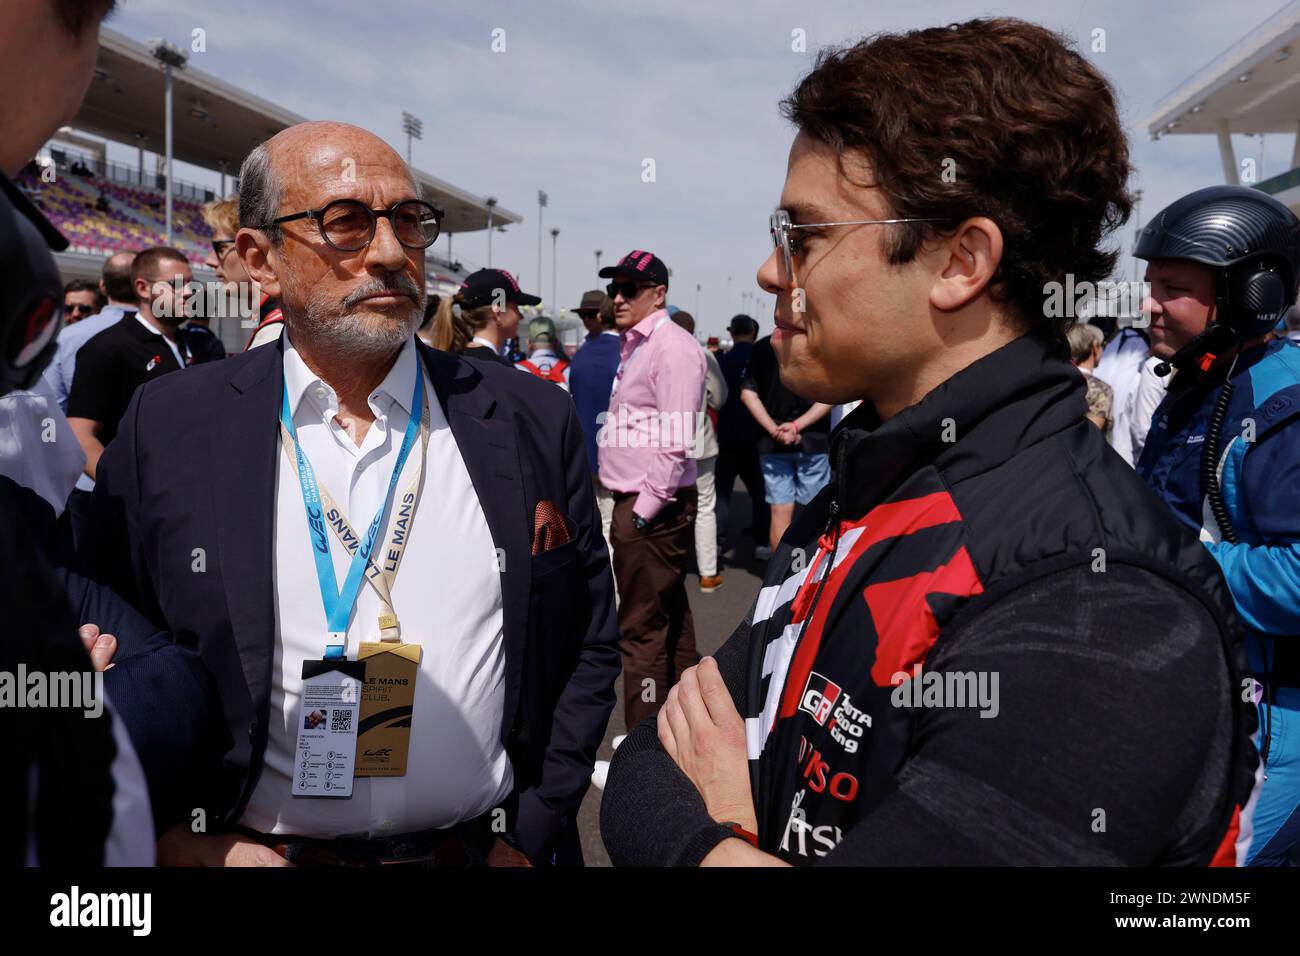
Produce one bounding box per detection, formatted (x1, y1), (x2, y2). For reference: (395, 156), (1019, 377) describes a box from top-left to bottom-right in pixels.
(283, 333), (420, 420)
(134, 311), (167, 337)
(470, 336), (499, 353)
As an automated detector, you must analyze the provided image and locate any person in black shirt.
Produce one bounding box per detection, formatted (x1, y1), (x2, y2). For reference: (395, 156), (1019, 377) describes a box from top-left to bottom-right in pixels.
(182, 321), (227, 363)
(715, 315), (770, 558)
(740, 333), (831, 553)
(67, 246), (197, 480)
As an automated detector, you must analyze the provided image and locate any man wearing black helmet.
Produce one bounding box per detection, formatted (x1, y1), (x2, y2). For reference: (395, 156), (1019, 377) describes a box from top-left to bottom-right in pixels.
(1135, 184), (1300, 866)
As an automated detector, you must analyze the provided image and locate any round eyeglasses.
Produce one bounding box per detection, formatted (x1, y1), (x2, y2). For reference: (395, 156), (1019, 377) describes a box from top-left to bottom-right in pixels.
(269, 199), (443, 252)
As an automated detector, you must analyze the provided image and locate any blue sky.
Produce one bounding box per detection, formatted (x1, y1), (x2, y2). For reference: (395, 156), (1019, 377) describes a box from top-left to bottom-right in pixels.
(101, 0), (1296, 339)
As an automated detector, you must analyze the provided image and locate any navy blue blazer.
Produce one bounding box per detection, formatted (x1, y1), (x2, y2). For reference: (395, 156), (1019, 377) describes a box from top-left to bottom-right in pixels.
(2, 475), (219, 846)
(82, 336), (621, 864)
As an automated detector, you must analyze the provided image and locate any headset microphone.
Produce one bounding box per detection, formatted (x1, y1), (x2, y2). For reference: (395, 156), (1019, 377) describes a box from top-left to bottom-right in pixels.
(1152, 324), (1240, 378)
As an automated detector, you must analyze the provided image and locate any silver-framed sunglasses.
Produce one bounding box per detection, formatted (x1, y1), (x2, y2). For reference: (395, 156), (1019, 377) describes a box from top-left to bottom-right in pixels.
(769, 208), (951, 287)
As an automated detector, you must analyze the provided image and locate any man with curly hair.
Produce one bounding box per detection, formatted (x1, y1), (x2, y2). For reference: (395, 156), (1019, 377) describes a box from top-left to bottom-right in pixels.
(602, 18), (1256, 867)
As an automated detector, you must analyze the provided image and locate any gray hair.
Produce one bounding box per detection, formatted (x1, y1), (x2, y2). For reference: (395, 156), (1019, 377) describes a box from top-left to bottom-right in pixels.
(238, 141), (283, 245)
(1066, 321), (1104, 362)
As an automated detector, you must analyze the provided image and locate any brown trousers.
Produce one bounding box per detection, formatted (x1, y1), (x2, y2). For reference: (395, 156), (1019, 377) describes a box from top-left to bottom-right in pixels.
(610, 487), (699, 729)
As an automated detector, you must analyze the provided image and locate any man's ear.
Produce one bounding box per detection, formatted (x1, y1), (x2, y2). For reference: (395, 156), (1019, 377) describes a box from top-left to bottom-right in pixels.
(928, 216), (1003, 313)
(235, 227), (282, 298)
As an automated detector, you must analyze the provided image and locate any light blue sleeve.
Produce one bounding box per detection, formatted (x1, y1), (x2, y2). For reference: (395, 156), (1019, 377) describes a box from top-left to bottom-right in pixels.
(1205, 538), (1300, 634)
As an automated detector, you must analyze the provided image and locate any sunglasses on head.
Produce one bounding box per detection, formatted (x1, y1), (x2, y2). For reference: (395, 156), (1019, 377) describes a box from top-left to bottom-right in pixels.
(606, 281), (655, 300)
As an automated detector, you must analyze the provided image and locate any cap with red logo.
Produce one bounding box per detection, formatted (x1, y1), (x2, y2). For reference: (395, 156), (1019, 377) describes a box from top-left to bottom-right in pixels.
(598, 250), (669, 288)
(455, 268), (542, 310)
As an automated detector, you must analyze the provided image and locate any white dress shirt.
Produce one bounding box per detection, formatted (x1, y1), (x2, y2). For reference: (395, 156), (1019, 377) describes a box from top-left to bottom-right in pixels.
(240, 335), (512, 838)
(0, 376), (86, 516)
(1093, 328), (1149, 466)
(1128, 355), (1173, 465)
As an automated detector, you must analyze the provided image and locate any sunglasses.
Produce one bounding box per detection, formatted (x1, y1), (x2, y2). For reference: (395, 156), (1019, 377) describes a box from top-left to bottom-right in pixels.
(211, 238), (236, 257)
(64, 302), (97, 316)
(606, 281), (656, 300)
(769, 208), (951, 287)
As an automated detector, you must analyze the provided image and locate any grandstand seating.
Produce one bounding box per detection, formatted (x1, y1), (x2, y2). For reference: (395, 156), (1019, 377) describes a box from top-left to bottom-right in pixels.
(16, 167), (214, 264)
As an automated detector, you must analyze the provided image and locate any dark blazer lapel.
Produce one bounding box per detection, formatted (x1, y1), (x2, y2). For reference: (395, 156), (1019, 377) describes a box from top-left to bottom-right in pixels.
(419, 343), (530, 742)
(209, 340), (283, 719)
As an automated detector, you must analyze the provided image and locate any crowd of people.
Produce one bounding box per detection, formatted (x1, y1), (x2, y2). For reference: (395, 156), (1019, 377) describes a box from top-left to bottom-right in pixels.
(3, 0), (1298, 871)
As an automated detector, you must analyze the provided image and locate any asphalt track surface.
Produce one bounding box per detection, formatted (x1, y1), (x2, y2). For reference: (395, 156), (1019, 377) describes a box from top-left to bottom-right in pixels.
(577, 484), (770, 867)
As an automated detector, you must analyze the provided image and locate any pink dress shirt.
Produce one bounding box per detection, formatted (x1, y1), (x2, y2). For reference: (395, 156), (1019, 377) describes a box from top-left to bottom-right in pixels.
(597, 309), (707, 519)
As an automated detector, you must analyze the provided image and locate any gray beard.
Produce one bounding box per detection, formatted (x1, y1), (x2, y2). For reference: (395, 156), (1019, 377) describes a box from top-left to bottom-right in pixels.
(293, 289), (423, 361)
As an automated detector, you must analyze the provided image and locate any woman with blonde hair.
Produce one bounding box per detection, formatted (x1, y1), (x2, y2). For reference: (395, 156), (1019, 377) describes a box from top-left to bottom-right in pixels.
(436, 268), (538, 366)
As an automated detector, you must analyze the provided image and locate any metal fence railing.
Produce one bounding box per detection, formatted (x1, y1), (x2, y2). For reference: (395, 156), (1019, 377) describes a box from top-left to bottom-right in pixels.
(43, 146), (221, 203)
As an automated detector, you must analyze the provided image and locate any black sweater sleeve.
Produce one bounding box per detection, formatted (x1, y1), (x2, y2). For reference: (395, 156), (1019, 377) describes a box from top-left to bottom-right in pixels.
(600, 603), (754, 866)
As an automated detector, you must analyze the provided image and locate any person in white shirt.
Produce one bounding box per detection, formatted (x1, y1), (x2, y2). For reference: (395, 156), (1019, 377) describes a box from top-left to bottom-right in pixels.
(671, 310), (728, 591)
(89, 121), (620, 868)
(1128, 354), (1173, 463)
(1092, 325), (1150, 465)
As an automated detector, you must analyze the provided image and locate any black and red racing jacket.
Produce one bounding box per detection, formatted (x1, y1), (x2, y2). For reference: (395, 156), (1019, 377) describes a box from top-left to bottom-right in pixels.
(602, 331), (1257, 866)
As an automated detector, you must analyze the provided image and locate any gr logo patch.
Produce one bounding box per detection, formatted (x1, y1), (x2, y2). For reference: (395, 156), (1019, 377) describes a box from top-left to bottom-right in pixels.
(798, 672), (842, 726)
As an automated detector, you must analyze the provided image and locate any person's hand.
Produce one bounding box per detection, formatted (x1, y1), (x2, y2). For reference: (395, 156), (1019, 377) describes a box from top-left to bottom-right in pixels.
(486, 837), (533, 867)
(658, 657), (756, 832)
(773, 422), (800, 446)
(78, 624), (116, 672)
(156, 824), (292, 867)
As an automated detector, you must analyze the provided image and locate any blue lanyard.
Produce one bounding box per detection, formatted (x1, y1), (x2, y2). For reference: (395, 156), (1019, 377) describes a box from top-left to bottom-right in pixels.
(280, 368), (425, 659)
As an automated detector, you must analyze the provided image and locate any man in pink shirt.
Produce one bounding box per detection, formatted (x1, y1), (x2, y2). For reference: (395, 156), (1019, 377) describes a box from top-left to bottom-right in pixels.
(597, 250), (707, 729)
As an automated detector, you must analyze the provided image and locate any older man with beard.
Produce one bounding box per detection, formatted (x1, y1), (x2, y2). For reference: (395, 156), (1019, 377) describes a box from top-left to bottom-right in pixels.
(81, 121), (620, 867)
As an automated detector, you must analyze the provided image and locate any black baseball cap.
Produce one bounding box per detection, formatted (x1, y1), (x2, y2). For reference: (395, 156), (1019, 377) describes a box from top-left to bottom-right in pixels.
(728, 314), (758, 336)
(455, 268), (542, 310)
(598, 250), (669, 288)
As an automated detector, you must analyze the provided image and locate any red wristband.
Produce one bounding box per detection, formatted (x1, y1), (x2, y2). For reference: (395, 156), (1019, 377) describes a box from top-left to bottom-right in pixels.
(725, 823), (759, 848)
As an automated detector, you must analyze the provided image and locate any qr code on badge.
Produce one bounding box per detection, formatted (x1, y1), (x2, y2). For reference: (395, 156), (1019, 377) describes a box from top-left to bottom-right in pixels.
(330, 709), (353, 733)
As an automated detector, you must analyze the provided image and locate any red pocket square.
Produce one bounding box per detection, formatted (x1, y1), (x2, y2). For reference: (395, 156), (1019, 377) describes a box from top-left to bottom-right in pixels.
(532, 499), (573, 555)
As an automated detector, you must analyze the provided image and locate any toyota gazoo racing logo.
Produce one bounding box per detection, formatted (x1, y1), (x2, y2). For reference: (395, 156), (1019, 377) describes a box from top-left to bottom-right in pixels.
(798, 671), (872, 753)
(798, 671), (841, 726)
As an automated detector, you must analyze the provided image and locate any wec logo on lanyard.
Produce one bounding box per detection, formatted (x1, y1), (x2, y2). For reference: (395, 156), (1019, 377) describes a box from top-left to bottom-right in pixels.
(280, 367), (429, 795)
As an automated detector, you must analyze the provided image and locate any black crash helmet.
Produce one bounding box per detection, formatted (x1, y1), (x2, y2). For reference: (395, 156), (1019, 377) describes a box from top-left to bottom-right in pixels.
(1135, 184), (1300, 340)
